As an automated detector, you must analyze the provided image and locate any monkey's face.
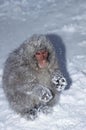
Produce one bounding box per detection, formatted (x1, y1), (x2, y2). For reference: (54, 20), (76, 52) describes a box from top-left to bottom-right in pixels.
(35, 50), (49, 68)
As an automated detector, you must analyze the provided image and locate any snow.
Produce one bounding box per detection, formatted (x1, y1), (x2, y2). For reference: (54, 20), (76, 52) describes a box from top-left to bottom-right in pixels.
(0, 0), (86, 130)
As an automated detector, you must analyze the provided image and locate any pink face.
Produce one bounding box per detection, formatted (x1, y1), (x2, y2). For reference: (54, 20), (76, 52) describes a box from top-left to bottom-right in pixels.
(35, 50), (49, 68)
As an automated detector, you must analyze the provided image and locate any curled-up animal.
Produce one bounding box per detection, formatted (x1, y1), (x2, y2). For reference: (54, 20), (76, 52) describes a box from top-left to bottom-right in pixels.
(2, 34), (67, 120)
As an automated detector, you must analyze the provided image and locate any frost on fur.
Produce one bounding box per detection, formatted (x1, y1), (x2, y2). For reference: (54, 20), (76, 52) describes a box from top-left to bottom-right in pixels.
(51, 70), (67, 92)
(32, 85), (53, 103)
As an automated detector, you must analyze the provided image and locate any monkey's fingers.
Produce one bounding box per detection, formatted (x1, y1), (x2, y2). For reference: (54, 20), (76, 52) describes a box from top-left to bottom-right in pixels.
(39, 88), (53, 103)
(55, 77), (67, 92)
(32, 85), (53, 103)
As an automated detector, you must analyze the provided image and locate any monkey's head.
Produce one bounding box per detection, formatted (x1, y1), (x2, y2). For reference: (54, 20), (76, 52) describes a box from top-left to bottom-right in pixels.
(22, 34), (58, 70)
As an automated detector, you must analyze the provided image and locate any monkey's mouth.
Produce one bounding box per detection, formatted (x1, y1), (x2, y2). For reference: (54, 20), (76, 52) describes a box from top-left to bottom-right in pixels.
(38, 60), (48, 68)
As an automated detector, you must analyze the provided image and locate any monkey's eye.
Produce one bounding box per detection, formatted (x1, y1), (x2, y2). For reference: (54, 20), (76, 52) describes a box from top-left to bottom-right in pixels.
(42, 52), (45, 54)
(36, 52), (41, 55)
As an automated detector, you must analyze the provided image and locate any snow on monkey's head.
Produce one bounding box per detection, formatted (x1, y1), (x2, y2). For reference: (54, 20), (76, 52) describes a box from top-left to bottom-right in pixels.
(22, 34), (58, 70)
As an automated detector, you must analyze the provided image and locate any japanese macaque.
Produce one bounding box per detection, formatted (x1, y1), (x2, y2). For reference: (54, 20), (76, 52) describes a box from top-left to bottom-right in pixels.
(2, 34), (67, 119)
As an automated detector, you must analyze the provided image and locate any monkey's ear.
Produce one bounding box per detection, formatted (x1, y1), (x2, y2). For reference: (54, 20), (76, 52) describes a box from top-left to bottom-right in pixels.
(47, 51), (51, 62)
(48, 49), (57, 68)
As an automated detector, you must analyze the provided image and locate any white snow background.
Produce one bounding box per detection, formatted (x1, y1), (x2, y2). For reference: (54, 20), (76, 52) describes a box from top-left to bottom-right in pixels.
(0, 0), (86, 130)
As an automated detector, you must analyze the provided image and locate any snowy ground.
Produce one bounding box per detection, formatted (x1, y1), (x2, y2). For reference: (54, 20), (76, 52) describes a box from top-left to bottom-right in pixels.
(0, 0), (86, 130)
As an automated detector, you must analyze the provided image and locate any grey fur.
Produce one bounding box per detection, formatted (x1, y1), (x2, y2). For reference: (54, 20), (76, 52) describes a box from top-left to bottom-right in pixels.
(2, 34), (67, 119)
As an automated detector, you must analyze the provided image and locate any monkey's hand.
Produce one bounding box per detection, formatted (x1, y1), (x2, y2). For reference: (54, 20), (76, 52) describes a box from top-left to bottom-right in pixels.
(51, 70), (67, 92)
(33, 85), (53, 103)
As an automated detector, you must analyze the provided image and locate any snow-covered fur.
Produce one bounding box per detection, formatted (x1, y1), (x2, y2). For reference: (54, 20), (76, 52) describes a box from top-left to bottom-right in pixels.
(2, 34), (67, 119)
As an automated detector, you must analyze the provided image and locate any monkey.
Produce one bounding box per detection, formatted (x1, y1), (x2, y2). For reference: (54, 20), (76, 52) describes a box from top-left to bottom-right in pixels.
(2, 34), (67, 120)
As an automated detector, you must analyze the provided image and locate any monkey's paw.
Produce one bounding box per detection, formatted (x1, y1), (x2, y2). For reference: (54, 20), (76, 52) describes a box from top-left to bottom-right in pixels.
(39, 87), (53, 103)
(33, 85), (53, 103)
(52, 75), (67, 92)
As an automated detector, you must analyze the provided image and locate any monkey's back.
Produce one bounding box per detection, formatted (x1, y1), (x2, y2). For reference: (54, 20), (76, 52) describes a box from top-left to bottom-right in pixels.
(2, 48), (42, 115)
